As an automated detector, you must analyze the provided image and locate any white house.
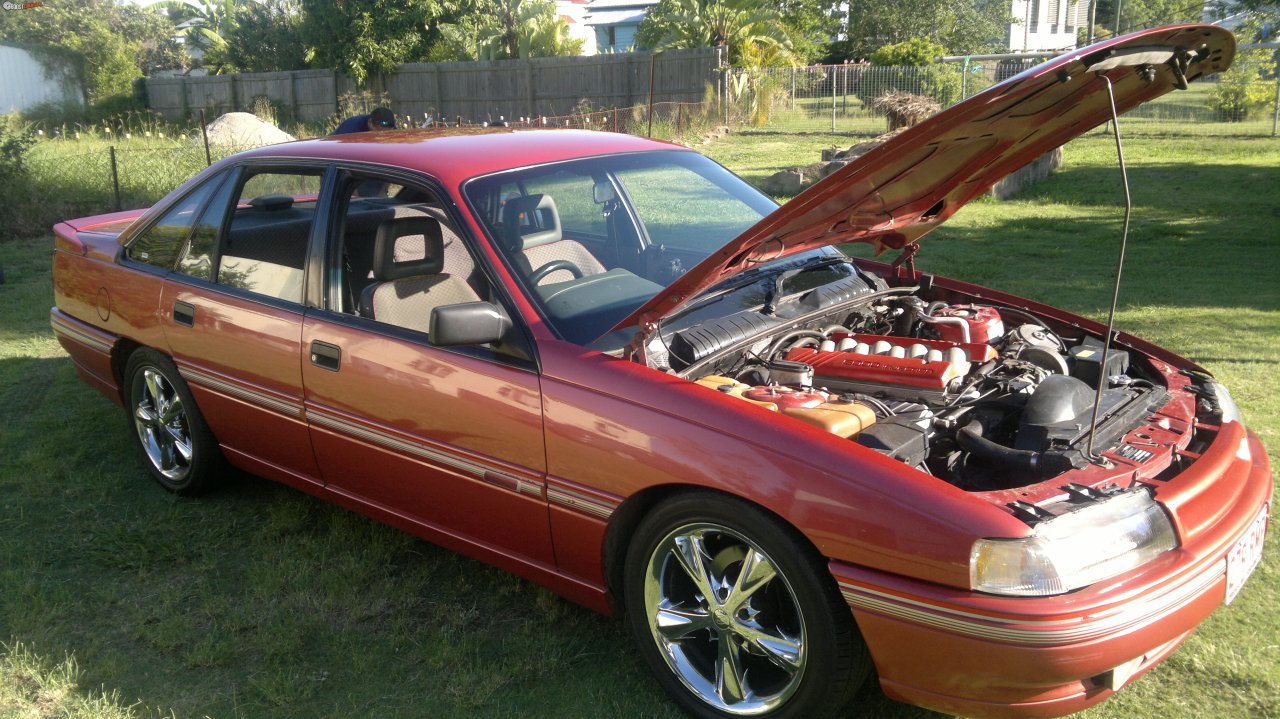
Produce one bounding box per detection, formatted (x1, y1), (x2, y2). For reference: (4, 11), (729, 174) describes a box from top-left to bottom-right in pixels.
(581, 0), (661, 53)
(1008, 0), (1091, 51)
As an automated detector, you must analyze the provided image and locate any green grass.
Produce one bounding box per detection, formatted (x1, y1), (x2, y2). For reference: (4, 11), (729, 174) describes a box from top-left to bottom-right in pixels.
(1, 133), (1278, 718)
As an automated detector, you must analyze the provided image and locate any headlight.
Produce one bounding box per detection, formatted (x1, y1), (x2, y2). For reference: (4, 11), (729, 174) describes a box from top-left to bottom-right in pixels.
(971, 490), (1178, 596)
(1206, 379), (1241, 424)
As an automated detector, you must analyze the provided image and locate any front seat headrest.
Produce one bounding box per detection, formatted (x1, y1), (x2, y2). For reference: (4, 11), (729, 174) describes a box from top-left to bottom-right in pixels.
(372, 215), (444, 281)
(502, 193), (562, 251)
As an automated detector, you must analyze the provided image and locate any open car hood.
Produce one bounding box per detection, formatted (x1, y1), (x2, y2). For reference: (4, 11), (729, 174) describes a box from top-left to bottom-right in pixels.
(611, 24), (1234, 337)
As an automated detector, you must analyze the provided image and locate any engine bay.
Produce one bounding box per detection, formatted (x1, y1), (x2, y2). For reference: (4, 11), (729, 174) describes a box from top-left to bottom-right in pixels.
(665, 267), (1178, 491)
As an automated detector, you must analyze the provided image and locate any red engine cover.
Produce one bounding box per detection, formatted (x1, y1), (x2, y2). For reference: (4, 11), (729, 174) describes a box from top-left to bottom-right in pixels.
(785, 334), (995, 391)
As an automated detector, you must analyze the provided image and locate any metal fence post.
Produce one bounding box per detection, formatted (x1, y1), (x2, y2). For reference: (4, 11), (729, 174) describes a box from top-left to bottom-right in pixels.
(1273, 56), (1279, 137)
(109, 146), (121, 212)
(199, 108), (212, 167)
(962, 57), (970, 100)
(831, 67), (837, 132)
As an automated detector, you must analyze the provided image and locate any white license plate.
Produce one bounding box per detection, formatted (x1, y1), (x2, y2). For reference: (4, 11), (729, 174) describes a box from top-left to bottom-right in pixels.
(1225, 504), (1269, 605)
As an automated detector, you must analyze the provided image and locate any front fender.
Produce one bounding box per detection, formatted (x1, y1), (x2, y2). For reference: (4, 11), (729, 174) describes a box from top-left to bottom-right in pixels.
(537, 339), (1030, 591)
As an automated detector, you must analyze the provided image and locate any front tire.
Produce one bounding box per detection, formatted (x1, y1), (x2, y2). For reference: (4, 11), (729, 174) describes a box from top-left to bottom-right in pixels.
(623, 492), (869, 719)
(123, 348), (223, 495)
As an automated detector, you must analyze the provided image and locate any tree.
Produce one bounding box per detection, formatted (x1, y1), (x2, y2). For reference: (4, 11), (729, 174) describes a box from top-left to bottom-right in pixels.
(1093, 0), (1202, 35)
(118, 4), (190, 75)
(636, 0), (797, 66)
(434, 0), (582, 61)
(839, 0), (1011, 58)
(154, 0), (241, 72)
(298, 0), (448, 85)
(775, 0), (844, 63)
(225, 0), (308, 72)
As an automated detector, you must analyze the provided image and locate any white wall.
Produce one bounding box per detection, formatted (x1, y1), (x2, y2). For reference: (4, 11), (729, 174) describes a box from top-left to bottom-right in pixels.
(1009, 0), (1090, 52)
(0, 44), (82, 114)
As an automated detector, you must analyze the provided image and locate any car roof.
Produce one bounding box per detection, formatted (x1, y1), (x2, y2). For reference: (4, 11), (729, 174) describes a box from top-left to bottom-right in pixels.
(235, 128), (688, 186)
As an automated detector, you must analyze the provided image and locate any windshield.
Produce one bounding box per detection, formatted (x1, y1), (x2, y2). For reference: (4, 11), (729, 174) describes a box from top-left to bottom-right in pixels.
(464, 150), (777, 346)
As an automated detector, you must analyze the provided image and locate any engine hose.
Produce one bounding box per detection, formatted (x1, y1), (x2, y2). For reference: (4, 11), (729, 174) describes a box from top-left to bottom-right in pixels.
(957, 420), (1071, 478)
(766, 330), (826, 359)
(915, 312), (971, 343)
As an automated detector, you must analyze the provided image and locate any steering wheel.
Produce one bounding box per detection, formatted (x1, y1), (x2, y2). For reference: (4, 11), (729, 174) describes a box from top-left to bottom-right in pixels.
(529, 259), (584, 285)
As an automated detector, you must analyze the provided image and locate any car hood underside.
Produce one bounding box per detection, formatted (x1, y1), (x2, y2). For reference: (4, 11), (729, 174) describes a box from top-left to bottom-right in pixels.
(611, 24), (1235, 335)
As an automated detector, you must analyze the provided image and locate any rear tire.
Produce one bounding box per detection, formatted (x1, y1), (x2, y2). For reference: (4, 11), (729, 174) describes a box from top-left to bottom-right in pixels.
(623, 492), (870, 719)
(123, 348), (223, 495)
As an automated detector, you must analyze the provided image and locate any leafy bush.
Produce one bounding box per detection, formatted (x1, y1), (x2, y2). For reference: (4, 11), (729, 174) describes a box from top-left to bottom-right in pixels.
(1209, 50), (1276, 121)
(0, 116), (37, 231)
(869, 37), (947, 67)
(856, 40), (964, 109)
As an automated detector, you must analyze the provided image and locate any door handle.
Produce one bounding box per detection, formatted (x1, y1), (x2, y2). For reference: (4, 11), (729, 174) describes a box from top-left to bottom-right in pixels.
(310, 340), (341, 371)
(173, 301), (195, 327)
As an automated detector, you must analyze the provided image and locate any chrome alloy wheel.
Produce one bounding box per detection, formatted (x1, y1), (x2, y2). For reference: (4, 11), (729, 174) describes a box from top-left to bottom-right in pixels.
(643, 522), (807, 715)
(131, 367), (193, 481)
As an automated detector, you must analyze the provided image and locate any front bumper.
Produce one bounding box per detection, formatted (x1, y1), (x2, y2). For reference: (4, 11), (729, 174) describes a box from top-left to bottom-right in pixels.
(832, 427), (1272, 719)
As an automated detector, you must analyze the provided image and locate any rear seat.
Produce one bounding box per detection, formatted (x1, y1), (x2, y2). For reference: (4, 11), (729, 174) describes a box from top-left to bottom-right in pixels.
(224, 207), (313, 269)
(343, 201), (478, 313)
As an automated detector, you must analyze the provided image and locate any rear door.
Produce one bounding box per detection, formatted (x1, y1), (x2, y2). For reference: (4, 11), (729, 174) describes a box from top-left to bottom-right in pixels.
(300, 167), (553, 565)
(155, 164), (331, 491)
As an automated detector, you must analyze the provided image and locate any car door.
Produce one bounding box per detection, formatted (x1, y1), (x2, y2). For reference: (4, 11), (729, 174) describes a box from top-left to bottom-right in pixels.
(299, 168), (553, 565)
(157, 163), (330, 491)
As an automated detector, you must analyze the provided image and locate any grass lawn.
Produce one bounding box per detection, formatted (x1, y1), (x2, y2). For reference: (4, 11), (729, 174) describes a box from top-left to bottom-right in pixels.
(1, 133), (1277, 718)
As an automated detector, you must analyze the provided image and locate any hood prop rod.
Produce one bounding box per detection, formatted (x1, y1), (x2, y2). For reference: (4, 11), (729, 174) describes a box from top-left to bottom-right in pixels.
(1084, 74), (1132, 465)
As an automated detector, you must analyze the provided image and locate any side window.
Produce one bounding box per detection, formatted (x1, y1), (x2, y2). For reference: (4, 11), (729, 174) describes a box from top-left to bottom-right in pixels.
(127, 179), (221, 270)
(333, 173), (482, 335)
(520, 171), (606, 238)
(176, 171), (237, 281)
(217, 170), (323, 303)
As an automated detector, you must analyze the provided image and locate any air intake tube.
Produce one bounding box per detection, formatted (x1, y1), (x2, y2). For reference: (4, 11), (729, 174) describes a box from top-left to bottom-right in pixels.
(956, 416), (1074, 478)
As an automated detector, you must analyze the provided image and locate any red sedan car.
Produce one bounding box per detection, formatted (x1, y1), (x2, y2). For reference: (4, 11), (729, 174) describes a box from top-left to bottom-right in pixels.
(51, 25), (1268, 719)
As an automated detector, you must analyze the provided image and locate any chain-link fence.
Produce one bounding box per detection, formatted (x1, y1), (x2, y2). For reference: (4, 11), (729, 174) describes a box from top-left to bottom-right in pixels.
(16, 140), (257, 236)
(729, 44), (1280, 138)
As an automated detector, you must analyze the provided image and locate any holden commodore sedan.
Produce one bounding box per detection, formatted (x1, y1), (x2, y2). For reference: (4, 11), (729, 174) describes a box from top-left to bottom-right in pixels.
(51, 25), (1268, 719)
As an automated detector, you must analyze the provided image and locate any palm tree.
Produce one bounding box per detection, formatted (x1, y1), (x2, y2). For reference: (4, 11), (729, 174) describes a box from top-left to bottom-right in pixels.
(637, 0), (796, 66)
(449, 0), (582, 60)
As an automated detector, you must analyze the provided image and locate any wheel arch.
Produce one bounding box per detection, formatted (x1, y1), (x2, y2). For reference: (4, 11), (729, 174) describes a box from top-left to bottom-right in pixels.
(110, 337), (144, 400)
(602, 483), (839, 615)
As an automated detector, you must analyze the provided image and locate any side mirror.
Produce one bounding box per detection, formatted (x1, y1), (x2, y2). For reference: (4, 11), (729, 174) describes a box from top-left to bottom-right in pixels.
(428, 301), (513, 347)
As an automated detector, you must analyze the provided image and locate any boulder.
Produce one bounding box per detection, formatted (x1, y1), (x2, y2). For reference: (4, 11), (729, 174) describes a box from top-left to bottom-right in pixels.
(759, 168), (807, 196)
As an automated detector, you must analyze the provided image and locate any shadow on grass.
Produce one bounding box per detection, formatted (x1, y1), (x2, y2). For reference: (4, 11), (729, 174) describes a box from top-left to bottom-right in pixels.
(0, 353), (946, 719)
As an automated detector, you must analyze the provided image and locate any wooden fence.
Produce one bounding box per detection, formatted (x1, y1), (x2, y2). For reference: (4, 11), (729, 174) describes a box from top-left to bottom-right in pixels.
(145, 49), (723, 124)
